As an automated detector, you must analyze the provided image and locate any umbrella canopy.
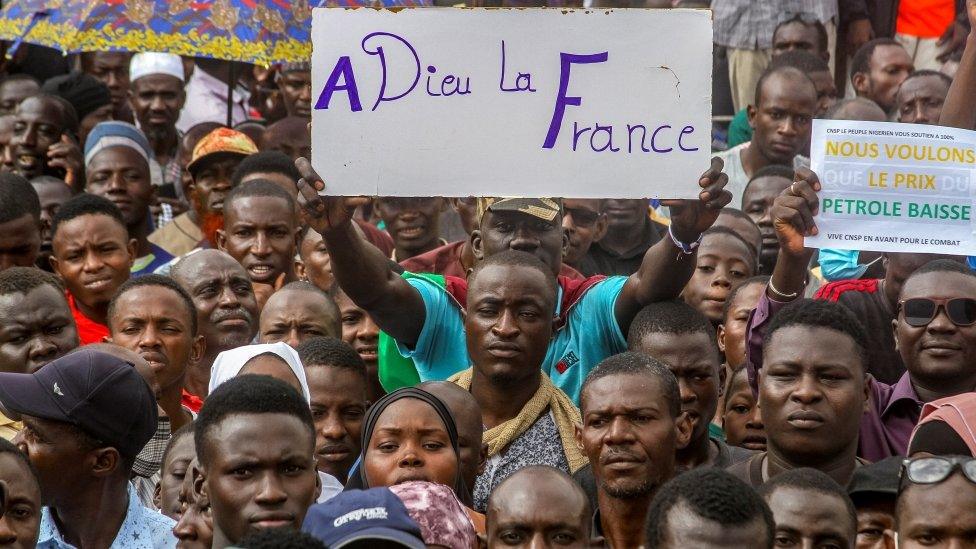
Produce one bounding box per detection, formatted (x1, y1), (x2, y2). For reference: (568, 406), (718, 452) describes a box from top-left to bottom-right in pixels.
(0, 0), (313, 65)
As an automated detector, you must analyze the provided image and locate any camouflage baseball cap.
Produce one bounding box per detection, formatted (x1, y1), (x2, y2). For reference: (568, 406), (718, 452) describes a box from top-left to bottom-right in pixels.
(476, 197), (563, 223)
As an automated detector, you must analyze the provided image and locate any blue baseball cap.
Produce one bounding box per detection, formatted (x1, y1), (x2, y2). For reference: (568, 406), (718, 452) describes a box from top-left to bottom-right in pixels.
(0, 348), (158, 459)
(302, 488), (425, 548)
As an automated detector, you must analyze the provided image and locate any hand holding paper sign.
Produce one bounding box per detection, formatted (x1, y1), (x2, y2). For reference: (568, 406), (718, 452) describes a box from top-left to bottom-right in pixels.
(766, 167), (822, 302)
(294, 157), (370, 236)
(663, 157), (733, 244)
(772, 167), (822, 257)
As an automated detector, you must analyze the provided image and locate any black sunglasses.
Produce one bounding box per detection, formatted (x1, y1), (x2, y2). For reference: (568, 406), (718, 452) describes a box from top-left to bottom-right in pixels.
(900, 456), (976, 491)
(898, 297), (976, 327)
(564, 207), (601, 228)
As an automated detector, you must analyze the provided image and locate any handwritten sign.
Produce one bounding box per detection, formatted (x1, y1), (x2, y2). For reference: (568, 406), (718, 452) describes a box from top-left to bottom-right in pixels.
(805, 119), (976, 254)
(310, 8), (712, 198)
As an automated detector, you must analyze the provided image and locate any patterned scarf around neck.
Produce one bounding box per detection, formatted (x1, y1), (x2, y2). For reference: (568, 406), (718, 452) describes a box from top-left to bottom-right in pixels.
(449, 367), (588, 473)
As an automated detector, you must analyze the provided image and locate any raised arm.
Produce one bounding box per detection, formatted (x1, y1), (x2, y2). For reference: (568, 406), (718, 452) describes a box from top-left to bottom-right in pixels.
(940, 0), (976, 129)
(295, 158), (426, 347)
(767, 167), (821, 300)
(743, 167), (821, 389)
(613, 157), (732, 333)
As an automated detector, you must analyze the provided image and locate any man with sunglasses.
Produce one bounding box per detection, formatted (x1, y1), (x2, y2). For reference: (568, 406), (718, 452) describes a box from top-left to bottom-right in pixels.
(562, 199), (607, 273)
(745, 168), (976, 462)
(578, 198), (666, 277)
(816, 253), (963, 386)
(887, 456), (976, 548)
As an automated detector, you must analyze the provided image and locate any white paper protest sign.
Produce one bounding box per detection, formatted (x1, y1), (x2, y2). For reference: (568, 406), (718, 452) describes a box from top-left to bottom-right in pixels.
(310, 8), (712, 198)
(805, 119), (976, 255)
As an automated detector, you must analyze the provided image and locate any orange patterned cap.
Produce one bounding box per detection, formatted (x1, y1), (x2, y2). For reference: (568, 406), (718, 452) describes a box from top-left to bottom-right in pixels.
(187, 127), (258, 173)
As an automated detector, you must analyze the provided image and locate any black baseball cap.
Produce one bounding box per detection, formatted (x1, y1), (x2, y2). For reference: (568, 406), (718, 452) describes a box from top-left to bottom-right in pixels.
(0, 348), (158, 459)
(847, 456), (902, 505)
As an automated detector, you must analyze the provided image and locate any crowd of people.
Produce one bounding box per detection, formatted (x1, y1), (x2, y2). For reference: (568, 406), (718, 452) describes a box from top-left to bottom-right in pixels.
(0, 0), (976, 548)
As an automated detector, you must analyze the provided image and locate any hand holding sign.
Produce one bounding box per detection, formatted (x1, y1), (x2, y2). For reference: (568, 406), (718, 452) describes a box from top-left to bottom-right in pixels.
(664, 157), (733, 243)
(772, 167), (822, 259)
(295, 157), (370, 235)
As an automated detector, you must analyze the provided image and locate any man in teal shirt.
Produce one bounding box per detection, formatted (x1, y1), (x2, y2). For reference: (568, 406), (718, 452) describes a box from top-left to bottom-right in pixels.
(294, 158), (731, 402)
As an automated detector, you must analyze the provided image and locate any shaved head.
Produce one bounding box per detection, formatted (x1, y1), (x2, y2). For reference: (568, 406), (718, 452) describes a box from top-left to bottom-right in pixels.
(488, 466), (591, 548)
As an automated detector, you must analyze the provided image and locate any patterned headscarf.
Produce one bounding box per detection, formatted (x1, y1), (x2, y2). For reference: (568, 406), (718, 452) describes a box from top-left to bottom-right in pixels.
(389, 481), (477, 549)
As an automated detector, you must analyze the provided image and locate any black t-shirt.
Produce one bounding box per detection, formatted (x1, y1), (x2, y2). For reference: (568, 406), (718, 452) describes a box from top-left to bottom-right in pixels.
(578, 219), (665, 277)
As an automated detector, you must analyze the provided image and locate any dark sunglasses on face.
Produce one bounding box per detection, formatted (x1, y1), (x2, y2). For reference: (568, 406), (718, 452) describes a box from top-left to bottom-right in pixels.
(898, 297), (976, 327)
(565, 207), (601, 228)
(900, 456), (976, 491)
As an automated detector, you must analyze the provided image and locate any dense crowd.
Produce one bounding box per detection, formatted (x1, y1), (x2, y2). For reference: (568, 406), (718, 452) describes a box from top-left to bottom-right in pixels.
(0, 1), (975, 548)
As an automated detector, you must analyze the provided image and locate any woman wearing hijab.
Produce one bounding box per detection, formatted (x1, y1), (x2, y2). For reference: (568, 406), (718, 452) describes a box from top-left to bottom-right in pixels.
(350, 387), (485, 532)
(208, 341), (310, 402)
(908, 393), (976, 457)
(207, 341), (342, 502)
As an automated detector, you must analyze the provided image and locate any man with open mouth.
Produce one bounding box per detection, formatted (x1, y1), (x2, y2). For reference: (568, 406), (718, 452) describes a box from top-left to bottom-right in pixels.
(217, 178), (301, 290)
(9, 94), (83, 185)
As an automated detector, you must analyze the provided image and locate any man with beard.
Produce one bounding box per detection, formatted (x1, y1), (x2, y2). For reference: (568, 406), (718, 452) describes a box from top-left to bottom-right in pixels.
(9, 94), (83, 187)
(148, 127), (257, 260)
(575, 352), (691, 548)
(128, 52), (186, 197)
(851, 39), (914, 115)
(170, 249), (258, 413)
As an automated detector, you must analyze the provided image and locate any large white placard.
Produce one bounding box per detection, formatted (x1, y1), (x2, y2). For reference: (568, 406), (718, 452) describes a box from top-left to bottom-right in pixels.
(805, 119), (976, 255)
(310, 8), (712, 198)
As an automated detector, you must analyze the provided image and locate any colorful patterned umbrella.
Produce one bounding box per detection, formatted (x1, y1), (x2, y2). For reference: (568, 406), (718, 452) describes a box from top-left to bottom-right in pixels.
(0, 0), (315, 65)
(0, 0), (428, 66)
